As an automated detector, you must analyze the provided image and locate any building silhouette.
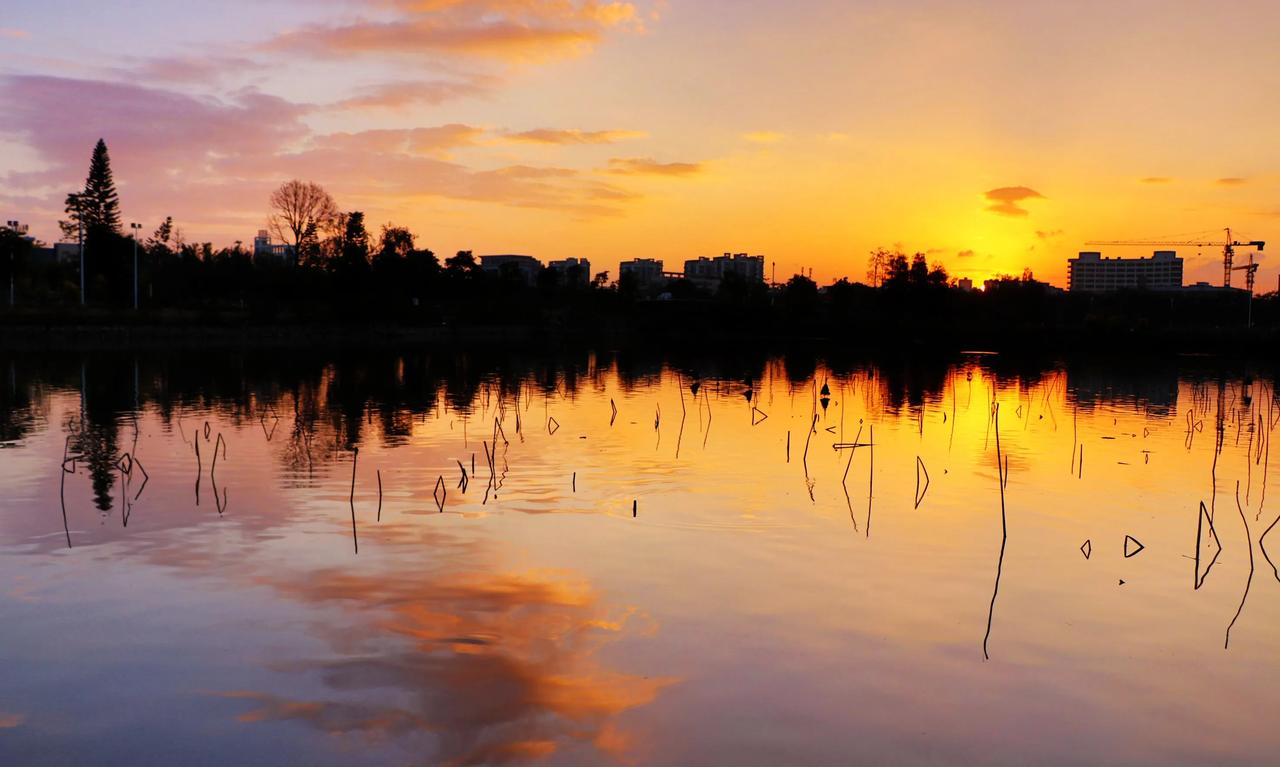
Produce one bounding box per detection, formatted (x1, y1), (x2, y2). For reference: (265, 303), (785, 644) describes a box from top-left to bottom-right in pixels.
(479, 254), (542, 285)
(547, 257), (591, 286)
(683, 253), (765, 289)
(1068, 250), (1183, 292)
(253, 230), (292, 261)
(619, 258), (665, 289)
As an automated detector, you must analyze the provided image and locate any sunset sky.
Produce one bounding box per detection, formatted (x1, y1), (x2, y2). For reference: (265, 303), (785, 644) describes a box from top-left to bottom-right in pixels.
(1, 0), (1277, 286)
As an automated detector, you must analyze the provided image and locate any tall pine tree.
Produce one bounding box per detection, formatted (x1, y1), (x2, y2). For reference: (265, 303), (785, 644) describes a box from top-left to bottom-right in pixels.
(80, 139), (121, 235)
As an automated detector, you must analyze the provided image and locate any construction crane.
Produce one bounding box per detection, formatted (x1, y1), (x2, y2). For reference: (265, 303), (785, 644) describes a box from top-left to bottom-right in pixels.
(1085, 228), (1265, 291)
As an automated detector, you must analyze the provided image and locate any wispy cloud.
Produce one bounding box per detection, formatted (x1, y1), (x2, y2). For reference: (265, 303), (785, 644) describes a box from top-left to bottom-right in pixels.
(0, 27), (28, 39)
(329, 77), (495, 110)
(743, 131), (784, 144)
(984, 186), (1044, 217)
(606, 157), (702, 176)
(0, 75), (309, 185)
(504, 128), (646, 145)
(270, 1), (649, 63)
(1035, 229), (1063, 240)
(0, 74), (652, 239)
(111, 54), (261, 86)
(311, 125), (487, 156)
(1139, 176), (1173, 184)
(1216, 177), (1247, 186)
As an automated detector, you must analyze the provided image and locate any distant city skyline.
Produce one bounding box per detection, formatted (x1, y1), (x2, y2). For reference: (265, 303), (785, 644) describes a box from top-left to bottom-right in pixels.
(1, 1), (1277, 287)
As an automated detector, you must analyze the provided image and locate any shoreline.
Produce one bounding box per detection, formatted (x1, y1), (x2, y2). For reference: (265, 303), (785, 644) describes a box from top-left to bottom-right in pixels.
(0, 319), (1276, 358)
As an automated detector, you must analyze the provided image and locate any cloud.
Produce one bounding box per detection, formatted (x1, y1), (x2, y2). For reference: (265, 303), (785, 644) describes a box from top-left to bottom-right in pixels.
(742, 131), (784, 144)
(270, 1), (648, 63)
(1139, 176), (1173, 184)
(219, 565), (676, 766)
(0, 75), (309, 188)
(0, 75), (649, 242)
(329, 77), (494, 110)
(983, 186), (1044, 217)
(605, 157), (702, 176)
(311, 125), (487, 156)
(504, 128), (645, 145)
(1035, 229), (1063, 240)
(0, 28), (28, 39)
(111, 54), (262, 86)
(957, 249), (976, 259)
(311, 125), (646, 157)
(1216, 177), (1247, 186)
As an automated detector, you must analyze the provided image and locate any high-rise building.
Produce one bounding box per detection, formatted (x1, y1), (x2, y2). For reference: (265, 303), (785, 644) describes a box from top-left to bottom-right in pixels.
(1067, 250), (1183, 292)
(479, 254), (542, 285)
(682, 253), (765, 289)
(619, 258), (665, 288)
(547, 257), (592, 286)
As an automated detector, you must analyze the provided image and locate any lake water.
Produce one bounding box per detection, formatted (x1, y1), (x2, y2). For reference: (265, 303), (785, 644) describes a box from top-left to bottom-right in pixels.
(1, 348), (1278, 766)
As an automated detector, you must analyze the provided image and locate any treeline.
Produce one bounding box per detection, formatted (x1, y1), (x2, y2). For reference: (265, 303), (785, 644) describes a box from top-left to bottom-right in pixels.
(3, 140), (1277, 350)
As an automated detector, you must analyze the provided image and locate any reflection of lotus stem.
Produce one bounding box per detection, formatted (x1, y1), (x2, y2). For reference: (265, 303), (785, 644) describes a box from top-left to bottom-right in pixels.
(349, 447), (359, 554)
(866, 425), (874, 539)
(60, 435), (74, 549)
(984, 405), (1007, 660)
(210, 433), (227, 481)
(802, 414), (817, 474)
(1226, 481), (1254, 649)
(194, 436), (202, 506)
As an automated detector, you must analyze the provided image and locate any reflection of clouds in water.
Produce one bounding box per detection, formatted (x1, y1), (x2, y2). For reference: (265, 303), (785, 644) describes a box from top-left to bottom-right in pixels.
(224, 567), (674, 766)
(0, 711), (24, 728)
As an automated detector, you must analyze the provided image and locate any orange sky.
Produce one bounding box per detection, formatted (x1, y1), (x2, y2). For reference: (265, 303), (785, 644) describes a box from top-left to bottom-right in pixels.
(1, 0), (1277, 287)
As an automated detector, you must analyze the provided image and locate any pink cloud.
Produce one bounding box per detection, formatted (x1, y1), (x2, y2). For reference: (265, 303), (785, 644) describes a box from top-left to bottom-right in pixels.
(0, 74), (652, 244)
(111, 54), (263, 86)
(606, 157), (701, 176)
(505, 128), (645, 144)
(270, 0), (647, 62)
(311, 125), (487, 156)
(0, 27), (28, 39)
(0, 75), (308, 187)
(329, 77), (494, 110)
(275, 19), (597, 61)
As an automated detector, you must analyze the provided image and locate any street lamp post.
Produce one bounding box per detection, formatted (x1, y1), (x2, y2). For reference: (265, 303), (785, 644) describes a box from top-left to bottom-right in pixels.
(69, 193), (85, 306)
(130, 222), (142, 311)
(4, 219), (26, 308)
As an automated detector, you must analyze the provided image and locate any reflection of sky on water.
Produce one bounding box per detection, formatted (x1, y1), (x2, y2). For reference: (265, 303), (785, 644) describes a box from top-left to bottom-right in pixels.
(1, 349), (1279, 765)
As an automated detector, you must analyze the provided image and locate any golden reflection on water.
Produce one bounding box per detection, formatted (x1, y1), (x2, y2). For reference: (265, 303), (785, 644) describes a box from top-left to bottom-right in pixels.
(1, 351), (1279, 765)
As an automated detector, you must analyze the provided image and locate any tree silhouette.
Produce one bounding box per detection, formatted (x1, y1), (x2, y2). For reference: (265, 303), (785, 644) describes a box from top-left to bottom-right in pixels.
(445, 250), (479, 278)
(59, 194), (83, 243)
(268, 180), (337, 264)
(79, 139), (121, 235)
(376, 226), (415, 262)
(150, 216), (173, 249)
(867, 247), (893, 287)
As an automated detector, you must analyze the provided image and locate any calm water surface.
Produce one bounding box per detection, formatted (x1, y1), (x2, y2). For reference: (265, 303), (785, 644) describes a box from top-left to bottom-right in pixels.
(1, 349), (1278, 766)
